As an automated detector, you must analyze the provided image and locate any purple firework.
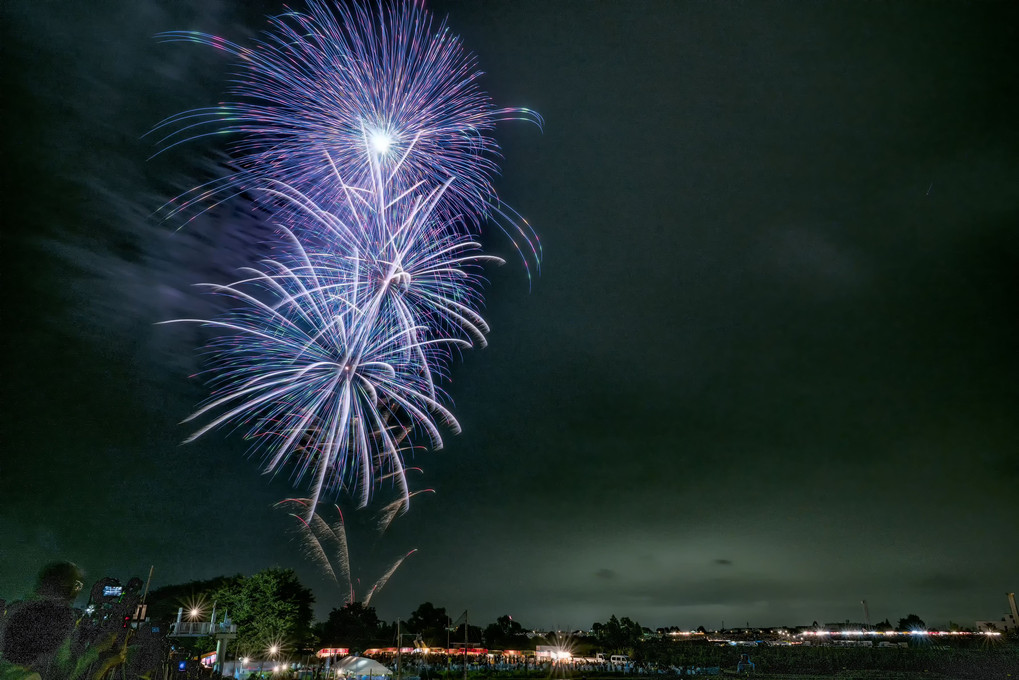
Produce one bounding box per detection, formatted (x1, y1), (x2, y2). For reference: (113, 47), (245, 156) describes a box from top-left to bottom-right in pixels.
(162, 223), (468, 511)
(162, 142), (504, 511)
(153, 0), (541, 267)
(260, 138), (506, 359)
(157, 1), (541, 514)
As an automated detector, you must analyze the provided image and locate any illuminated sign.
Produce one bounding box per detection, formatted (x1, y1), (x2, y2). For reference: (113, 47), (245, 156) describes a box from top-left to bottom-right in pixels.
(316, 648), (350, 658)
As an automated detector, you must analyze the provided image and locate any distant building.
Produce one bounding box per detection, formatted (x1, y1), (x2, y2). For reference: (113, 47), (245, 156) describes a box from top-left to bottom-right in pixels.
(975, 616), (1016, 632)
(976, 592), (1018, 632)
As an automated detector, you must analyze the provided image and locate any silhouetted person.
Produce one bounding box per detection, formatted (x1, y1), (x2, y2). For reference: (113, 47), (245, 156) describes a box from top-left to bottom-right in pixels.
(0, 562), (84, 679)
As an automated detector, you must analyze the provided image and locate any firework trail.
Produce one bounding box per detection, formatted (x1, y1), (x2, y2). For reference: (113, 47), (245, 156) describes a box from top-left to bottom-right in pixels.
(376, 483), (434, 535)
(277, 497), (419, 605)
(152, 0), (541, 271)
(291, 503), (346, 591)
(362, 548), (416, 605)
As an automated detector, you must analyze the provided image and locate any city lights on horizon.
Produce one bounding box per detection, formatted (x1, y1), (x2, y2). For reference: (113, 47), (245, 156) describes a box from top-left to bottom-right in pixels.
(664, 629), (1005, 638)
(797, 629), (1002, 637)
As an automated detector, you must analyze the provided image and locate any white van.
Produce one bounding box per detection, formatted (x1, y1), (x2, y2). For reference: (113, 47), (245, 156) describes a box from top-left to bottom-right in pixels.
(610, 655), (629, 665)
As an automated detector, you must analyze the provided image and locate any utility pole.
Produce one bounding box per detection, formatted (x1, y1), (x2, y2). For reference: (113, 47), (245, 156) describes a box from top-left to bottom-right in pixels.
(449, 611), (471, 680)
(396, 620), (418, 680)
(141, 566), (154, 603)
(861, 600), (871, 628)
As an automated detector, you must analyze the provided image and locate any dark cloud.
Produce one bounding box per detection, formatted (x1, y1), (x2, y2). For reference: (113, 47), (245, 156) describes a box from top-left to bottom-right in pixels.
(714, 559), (733, 566)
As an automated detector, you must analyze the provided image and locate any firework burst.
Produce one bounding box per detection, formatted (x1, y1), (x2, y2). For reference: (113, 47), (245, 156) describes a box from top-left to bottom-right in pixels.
(262, 141), (505, 358)
(152, 0), (541, 269)
(164, 145), (503, 510)
(162, 223), (466, 511)
(159, 0), (541, 516)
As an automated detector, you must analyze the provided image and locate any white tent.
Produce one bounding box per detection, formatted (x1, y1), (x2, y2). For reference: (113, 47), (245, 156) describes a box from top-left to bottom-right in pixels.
(332, 656), (394, 679)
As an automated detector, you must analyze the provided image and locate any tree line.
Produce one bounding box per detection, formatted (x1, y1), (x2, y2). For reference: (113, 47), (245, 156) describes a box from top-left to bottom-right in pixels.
(145, 569), (992, 665)
(144, 569), (651, 659)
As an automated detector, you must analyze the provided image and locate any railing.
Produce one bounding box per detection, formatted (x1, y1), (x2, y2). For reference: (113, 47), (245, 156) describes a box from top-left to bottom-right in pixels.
(170, 621), (238, 637)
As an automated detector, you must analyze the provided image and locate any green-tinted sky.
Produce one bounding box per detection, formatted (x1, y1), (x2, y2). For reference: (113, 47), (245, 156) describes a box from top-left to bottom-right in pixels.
(1, 0), (1017, 631)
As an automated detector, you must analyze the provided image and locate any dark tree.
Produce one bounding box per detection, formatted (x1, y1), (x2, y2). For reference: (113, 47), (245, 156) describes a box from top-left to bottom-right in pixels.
(896, 614), (926, 632)
(406, 602), (450, 646)
(592, 615), (643, 652)
(319, 602), (386, 650)
(448, 622), (484, 647)
(483, 615), (529, 649)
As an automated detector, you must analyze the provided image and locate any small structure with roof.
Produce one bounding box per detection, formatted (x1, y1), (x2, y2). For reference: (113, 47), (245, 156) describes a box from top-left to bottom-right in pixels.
(333, 656), (393, 679)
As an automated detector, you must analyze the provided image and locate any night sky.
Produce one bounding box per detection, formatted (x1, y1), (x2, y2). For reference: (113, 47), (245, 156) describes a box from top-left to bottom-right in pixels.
(2, 1), (1017, 633)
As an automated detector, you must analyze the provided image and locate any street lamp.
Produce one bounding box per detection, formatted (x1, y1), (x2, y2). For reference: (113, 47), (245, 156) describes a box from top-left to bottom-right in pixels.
(259, 643), (280, 678)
